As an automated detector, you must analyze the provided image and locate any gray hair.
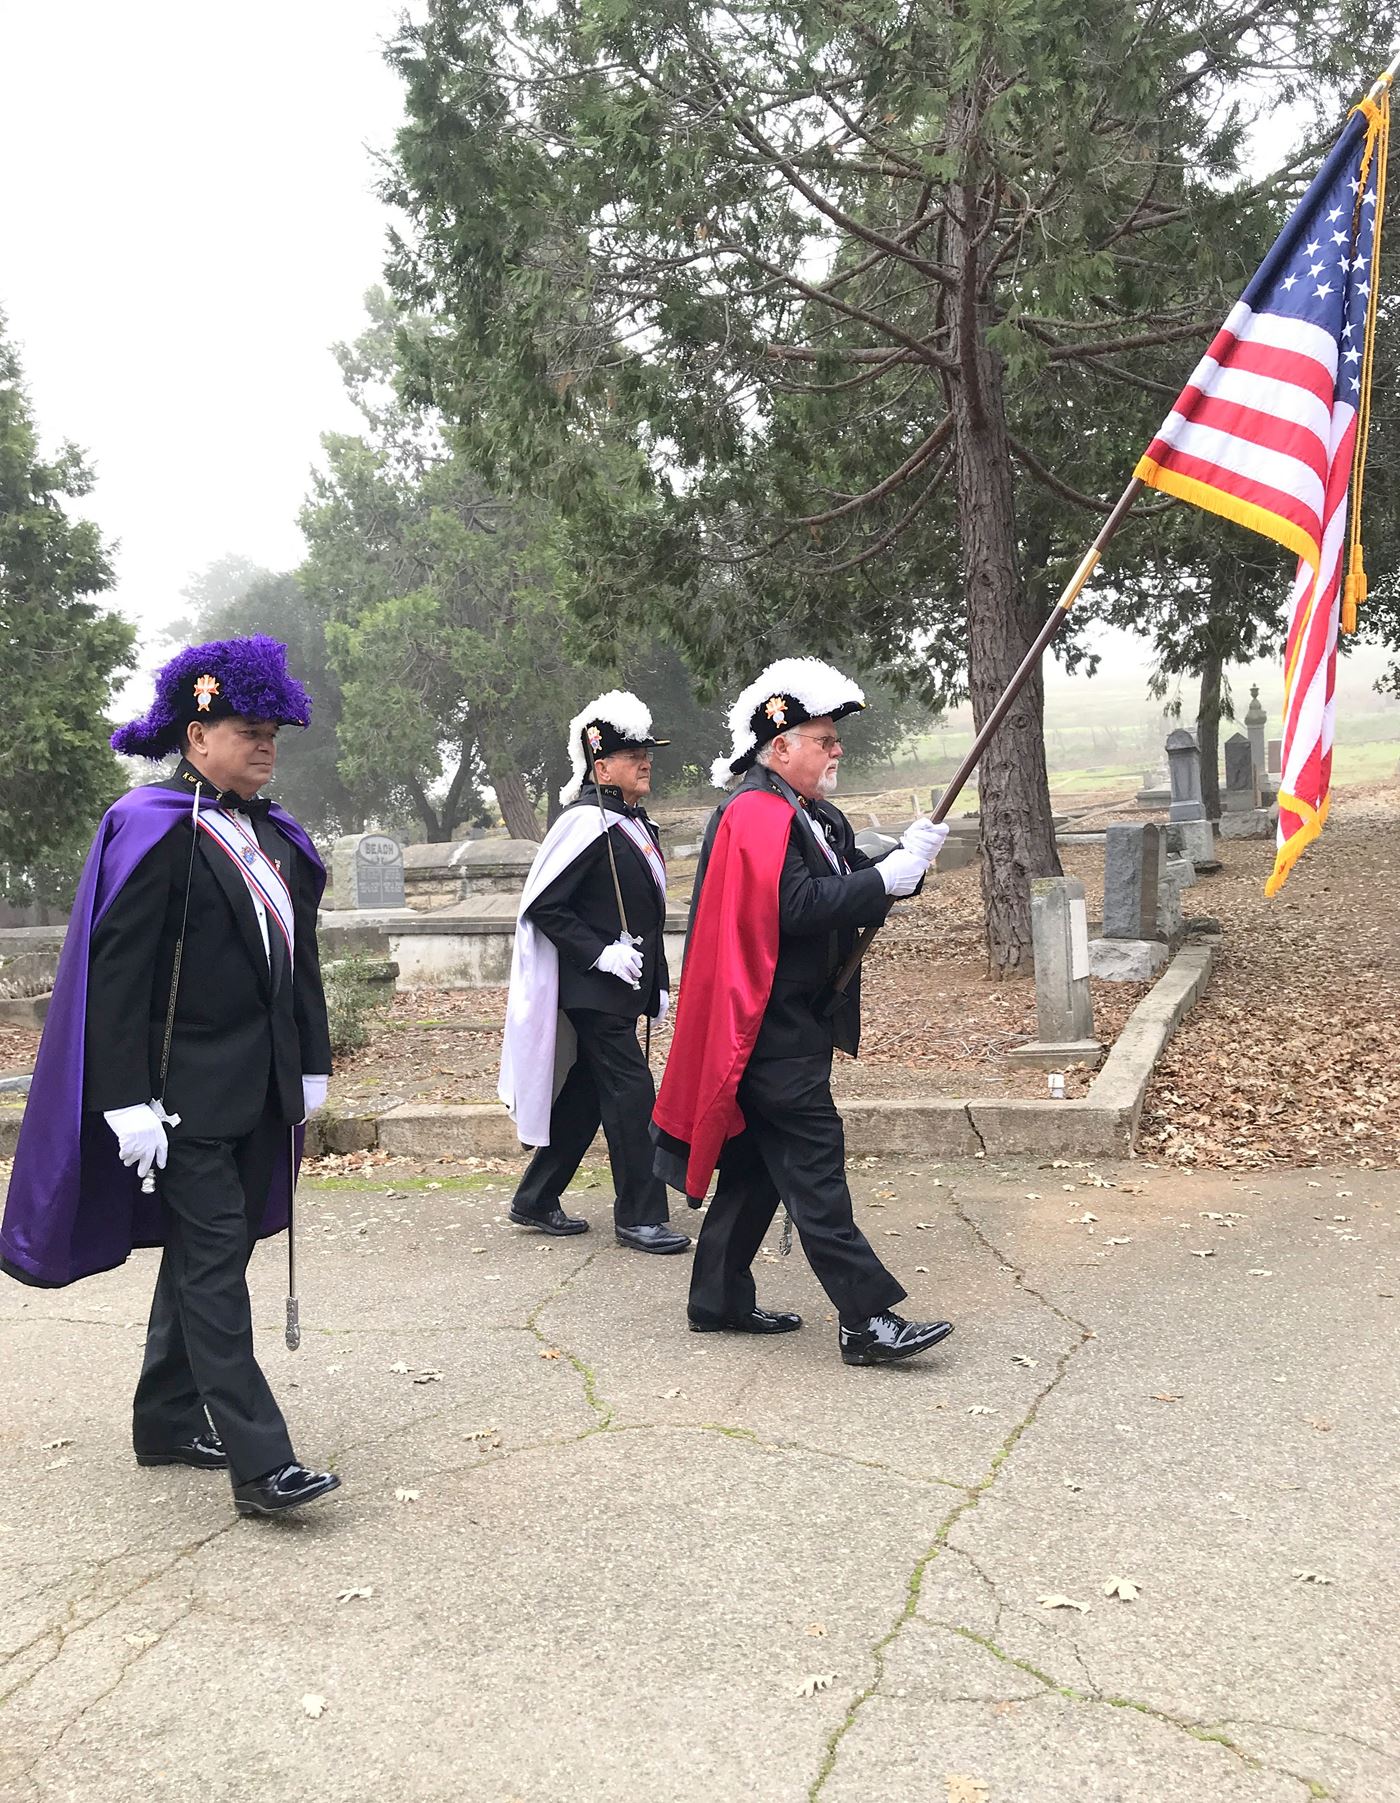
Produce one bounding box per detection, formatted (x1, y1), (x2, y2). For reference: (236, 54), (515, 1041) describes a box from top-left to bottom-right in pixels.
(755, 736), (785, 769)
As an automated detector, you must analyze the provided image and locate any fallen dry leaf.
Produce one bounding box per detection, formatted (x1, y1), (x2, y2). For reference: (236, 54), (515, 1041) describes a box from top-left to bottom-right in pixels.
(966, 1404), (995, 1416)
(302, 1694), (327, 1719)
(394, 1488), (421, 1503)
(335, 1586), (374, 1603)
(805, 1623), (828, 1638)
(1151, 1392), (1183, 1403)
(538, 1348), (563, 1360)
(946, 1776), (991, 1803)
(123, 1630), (160, 1650)
(797, 1672), (837, 1698)
(1103, 1578), (1141, 1601)
(1292, 1569), (1334, 1585)
(387, 1361), (411, 1375)
(1038, 1594), (1090, 1613)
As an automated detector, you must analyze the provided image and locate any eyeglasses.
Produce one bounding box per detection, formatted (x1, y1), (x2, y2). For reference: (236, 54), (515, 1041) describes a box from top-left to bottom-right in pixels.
(790, 732), (843, 753)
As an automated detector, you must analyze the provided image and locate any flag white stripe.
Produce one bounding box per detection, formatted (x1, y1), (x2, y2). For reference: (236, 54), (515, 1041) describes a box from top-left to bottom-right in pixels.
(1229, 305), (1342, 376)
(1150, 416), (1324, 516)
(1180, 360), (1334, 448)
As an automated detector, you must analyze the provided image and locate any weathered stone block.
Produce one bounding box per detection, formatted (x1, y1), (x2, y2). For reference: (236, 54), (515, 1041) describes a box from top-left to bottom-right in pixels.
(1102, 824), (1163, 940)
(1028, 876), (1096, 1046)
(1218, 808), (1276, 839)
(1088, 937), (1169, 982)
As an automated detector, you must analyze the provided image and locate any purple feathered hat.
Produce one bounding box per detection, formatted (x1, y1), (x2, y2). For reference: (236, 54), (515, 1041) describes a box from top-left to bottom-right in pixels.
(111, 635), (313, 760)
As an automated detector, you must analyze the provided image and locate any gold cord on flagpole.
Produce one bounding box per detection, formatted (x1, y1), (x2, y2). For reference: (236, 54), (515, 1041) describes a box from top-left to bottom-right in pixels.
(1343, 81), (1391, 632)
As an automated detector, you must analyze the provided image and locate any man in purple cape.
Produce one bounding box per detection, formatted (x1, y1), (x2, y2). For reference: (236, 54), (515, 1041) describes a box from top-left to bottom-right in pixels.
(1, 635), (342, 1518)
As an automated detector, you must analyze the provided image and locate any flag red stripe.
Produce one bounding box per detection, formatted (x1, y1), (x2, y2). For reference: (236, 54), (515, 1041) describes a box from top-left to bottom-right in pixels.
(1173, 392), (1328, 480)
(1139, 442), (1322, 542)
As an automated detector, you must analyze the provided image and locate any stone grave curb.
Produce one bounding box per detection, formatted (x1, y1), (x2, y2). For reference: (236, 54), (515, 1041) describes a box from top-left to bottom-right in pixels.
(311, 941), (1216, 1166)
(0, 945), (1215, 1166)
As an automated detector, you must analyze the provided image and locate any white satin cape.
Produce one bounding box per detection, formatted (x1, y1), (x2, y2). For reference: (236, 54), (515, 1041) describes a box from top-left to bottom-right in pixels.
(497, 807), (621, 1147)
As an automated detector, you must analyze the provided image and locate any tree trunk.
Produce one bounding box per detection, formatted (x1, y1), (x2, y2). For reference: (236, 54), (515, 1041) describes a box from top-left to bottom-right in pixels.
(490, 764), (542, 841)
(946, 110), (1062, 974)
(407, 777), (445, 841)
(1196, 644), (1225, 821)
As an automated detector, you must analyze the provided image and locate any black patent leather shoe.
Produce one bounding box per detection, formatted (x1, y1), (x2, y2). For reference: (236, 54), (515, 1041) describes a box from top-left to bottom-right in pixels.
(233, 1463), (342, 1517)
(135, 1429), (228, 1471)
(689, 1306), (803, 1335)
(508, 1204), (590, 1236)
(839, 1311), (954, 1367)
(615, 1222), (692, 1254)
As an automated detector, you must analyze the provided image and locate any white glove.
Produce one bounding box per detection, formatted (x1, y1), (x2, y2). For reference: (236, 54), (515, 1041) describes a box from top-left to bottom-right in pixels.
(302, 1074), (329, 1121)
(594, 936), (644, 988)
(878, 848), (927, 898)
(104, 1102), (172, 1180)
(653, 989), (670, 1024)
(901, 817), (949, 864)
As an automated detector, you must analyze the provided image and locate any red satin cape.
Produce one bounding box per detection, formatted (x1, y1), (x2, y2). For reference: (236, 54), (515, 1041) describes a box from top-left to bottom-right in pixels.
(652, 787), (791, 1199)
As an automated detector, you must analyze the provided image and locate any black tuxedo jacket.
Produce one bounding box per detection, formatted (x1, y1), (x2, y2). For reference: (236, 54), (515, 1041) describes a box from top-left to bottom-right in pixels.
(525, 787), (670, 1019)
(83, 766), (333, 1138)
(693, 766), (895, 1060)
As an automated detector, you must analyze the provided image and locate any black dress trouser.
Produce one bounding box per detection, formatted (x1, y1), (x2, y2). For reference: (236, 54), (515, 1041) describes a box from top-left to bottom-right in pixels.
(512, 1008), (669, 1228)
(131, 1103), (295, 1486)
(688, 1052), (906, 1323)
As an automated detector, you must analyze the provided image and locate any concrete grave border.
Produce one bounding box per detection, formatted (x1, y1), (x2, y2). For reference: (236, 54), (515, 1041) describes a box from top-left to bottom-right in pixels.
(0, 944), (1214, 1166)
(313, 941), (1216, 1166)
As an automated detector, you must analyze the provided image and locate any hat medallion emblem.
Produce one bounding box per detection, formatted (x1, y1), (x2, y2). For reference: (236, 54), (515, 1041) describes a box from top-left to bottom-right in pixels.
(586, 724), (604, 752)
(764, 695), (788, 727)
(193, 674), (220, 712)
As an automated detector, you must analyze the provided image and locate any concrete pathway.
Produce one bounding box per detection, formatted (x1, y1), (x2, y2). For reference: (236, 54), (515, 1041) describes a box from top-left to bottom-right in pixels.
(2, 1156), (1396, 1802)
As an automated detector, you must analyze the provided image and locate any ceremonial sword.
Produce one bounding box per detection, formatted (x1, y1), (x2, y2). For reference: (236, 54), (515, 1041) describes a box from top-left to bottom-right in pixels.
(139, 781), (204, 1195)
(584, 729), (649, 1057)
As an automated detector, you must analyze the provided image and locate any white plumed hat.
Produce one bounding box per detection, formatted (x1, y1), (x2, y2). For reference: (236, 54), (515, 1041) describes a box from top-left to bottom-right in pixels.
(709, 657), (865, 787)
(560, 690), (668, 805)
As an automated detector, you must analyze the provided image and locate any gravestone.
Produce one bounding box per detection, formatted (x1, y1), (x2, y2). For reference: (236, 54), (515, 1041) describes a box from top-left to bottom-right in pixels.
(1164, 729), (1218, 869)
(1266, 736), (1283, 780)
(1091, 823), (1171, 980)
(1222, 732), (1255, 811)
(1136, 765), (1171, 809)
(1166, 728), (1206, 821)
(332, 833), (406, 910)
(1102, 824), (1163, 940)
(1244, 686), (1272, 799)
(1008, 877), (1103, 1067)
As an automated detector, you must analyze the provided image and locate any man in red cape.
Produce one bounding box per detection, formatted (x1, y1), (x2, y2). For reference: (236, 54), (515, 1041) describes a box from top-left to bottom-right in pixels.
(653, 658), (957, 1366)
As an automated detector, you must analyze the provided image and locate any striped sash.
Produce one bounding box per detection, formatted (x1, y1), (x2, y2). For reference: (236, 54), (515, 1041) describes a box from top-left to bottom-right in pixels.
(198, 807), (296, 961)
(615, 814), (667, 899)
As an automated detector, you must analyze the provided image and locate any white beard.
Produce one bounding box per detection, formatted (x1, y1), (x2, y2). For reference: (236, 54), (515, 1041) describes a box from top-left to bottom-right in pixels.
(816, 767), (839, 798)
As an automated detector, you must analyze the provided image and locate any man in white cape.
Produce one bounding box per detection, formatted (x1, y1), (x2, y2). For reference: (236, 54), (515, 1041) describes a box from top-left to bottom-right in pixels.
(498, 691), (690, 1254)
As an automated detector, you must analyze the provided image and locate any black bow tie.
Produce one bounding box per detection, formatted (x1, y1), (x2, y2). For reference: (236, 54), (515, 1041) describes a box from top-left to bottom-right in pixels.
(215, 790), (272, 818)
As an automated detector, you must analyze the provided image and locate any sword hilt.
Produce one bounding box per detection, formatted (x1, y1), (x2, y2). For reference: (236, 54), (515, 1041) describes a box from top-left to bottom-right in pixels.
(285, 1296), (301, 1351)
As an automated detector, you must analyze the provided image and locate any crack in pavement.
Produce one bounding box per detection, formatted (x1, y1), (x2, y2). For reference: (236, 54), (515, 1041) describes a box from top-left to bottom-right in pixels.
(807, 1185), (1095, 1800)
(20, 1597), (198, 1781)
(524, 1245), (615, 1428)
(962, 1105), (988, 1157)
(2, 1516), (237, 1716)
(940, 1628), (1333, 1799)
(1204, 1716), (1400, 1765)
(796, 1191), (1334, 1802)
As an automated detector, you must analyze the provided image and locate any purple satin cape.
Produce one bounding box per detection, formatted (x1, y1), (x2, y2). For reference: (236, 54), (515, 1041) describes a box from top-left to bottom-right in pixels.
(0, 785), (326, 1287)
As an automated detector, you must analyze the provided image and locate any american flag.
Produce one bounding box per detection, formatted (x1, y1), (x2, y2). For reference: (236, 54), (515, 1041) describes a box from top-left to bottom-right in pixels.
(1135, 100), (1388, 894)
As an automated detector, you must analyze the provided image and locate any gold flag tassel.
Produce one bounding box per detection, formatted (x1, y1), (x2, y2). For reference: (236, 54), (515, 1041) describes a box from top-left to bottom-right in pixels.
(1343, 84), (1390, 633)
